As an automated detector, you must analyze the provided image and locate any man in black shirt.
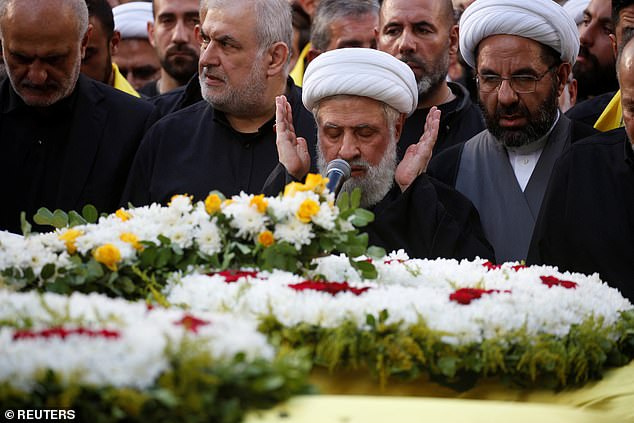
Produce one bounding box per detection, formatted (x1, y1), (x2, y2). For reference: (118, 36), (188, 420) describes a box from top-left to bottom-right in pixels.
(376, 0), (484, 157)
(121, 0), (317, 206)
(0, 0), (154, 234)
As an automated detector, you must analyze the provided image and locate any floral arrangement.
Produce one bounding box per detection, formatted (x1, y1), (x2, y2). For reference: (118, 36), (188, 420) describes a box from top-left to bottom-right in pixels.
(165, 252), (634, 390)
(0, 290), (311, 422)
(0, 175), (379, 300)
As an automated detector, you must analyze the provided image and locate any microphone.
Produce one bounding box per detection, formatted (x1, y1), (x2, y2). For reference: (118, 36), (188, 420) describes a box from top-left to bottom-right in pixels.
(325, 159), (351, 197)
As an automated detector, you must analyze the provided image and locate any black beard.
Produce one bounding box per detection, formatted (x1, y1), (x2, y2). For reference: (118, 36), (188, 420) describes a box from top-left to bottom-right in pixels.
(573, 46), (619, 101)
(480, 82), (559, 148)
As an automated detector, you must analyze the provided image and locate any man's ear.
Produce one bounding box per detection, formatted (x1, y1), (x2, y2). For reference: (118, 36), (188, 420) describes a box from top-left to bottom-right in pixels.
(306, 47), (321, 65)
(81, 24), (93, 59)
(448, 24), (459, 56)
(610, 33), (618, 59)
(110, 30), (121, 56)
(266, 41), (290, 76)
(555, 62), (572, 97)
(147, 21), (157, 48)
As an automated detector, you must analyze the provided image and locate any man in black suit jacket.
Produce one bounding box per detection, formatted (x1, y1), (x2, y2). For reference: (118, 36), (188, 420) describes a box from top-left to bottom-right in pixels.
(0, 0), (154, 233)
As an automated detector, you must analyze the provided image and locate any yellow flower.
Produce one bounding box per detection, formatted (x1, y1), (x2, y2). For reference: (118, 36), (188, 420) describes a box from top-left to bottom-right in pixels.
(250, 194), (268, 213)
(283, 181), (303, 197)
(58, 229), (83, 254)
(93, 244), (122, 271)
(304, 173), (328, 193)
(204, 194), (222, 215)
(296, 198), (320, 223)
(257, 230), (275, 247)
(120, 232), (142, 251)
(115, 208), (131, 221)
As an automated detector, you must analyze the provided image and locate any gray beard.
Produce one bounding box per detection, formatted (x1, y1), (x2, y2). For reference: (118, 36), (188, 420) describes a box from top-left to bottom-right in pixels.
(316, 138), (397, 208)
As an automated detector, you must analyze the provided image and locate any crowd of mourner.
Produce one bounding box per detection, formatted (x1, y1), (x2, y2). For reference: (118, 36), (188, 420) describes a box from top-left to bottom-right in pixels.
(0, 0), (632, 300)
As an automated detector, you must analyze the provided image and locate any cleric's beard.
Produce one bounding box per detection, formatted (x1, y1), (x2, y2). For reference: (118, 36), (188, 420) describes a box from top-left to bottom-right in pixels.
(317, 138), (397, 208)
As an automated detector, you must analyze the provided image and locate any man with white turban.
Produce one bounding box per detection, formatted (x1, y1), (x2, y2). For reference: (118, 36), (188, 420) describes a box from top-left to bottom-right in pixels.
(271, 48), (494, 260)
(112, 2), (160, 90)
(428, 0), (597, 264)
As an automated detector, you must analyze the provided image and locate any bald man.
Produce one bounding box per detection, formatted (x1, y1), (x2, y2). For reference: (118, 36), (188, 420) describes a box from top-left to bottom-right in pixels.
(0, 0), (154, 233)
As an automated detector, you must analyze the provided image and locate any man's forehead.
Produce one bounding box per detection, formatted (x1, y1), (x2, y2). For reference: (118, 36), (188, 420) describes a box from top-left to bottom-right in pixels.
(380, 0), (444, 24)
(476, 35), (545, 66)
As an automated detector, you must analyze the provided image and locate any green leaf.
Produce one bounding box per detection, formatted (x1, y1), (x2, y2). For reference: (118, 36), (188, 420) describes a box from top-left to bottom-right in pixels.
(350, 209), (375, 227)
(40, 263), (56, 279)
(156, 248), (172, 268)
(33, 207), (55, 226)
(379, 309), (389, 323)
(68, 211), (87, 227)
(366, 246), (386, 259)
(336, 191), (350, 211)
(51, 209), (70, 229)
(350, 187), (362, 209)
(20, 212), (32, 236)
(351, 259), (377, 279)
(438, 356), (458, 377)
(366, 314), (376, 327)
(82, 204), (99, 223)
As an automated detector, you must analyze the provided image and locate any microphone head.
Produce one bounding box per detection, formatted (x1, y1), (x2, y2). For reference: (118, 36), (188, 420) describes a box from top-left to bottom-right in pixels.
(326, 159), (351, 179)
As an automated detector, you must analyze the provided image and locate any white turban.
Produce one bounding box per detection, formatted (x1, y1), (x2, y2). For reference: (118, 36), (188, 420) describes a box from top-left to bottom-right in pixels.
(459, 0), (580, 69)
(302, 48), (418, 116)
(113, 2), (153, 40)
(563, 0), (591, 26)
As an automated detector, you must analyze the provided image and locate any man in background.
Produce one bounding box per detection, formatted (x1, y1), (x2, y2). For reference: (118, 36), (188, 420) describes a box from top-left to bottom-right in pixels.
(112, 1), (160, 90)
(377, 0), (485, 157)
(305, 0), (379, 63)
(81, 0), (140, 97)
(141, 0), (199, 97)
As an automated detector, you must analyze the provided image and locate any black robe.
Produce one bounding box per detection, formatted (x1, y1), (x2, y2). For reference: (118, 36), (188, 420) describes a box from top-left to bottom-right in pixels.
(397, 82), (484, 159)
(528, 128), (634, 300)
(366, 174), (494, 261)
(263, 168), (494, 261)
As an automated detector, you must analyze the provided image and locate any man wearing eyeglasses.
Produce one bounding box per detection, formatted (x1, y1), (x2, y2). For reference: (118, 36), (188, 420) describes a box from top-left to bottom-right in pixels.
(428, 0), (597, 264)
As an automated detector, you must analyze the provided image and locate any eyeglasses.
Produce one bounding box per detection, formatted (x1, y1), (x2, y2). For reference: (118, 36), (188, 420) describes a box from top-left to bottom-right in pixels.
(118, 65), (160, 80)
(476, 65), (557, 94)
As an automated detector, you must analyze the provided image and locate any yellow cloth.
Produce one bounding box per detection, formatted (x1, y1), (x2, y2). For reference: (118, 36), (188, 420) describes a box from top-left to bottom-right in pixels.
(594, 90), (623, 131)
(245, 395), (617, 423)
(290, 43), (311, 87)
(112, 63), (141, 98)
(308, 359), (634, 422)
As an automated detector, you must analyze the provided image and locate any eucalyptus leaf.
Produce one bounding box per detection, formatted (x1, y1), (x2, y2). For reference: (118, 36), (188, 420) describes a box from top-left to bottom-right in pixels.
(33, 207), (55, 226)
(51, 209), (70, 229)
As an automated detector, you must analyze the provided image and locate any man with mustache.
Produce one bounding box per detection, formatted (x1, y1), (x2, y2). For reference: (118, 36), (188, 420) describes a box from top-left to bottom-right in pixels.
(0, 0), (155, 233)
(376, 0), (485, 156)
(428, 0), (596, 264)
(140, 0), (200, 97)
(574, 0), (619, 102)
(272, 48), (493, 260)
(121, 0), (317, 206)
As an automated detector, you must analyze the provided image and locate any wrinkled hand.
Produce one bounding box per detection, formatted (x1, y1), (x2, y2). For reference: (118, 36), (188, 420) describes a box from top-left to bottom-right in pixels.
(275, 95), (311, 180)
(395, 106), (441, 192)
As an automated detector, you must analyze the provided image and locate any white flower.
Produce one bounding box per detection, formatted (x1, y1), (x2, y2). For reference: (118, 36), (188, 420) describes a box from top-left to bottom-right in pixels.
(273, 217), (314, 249)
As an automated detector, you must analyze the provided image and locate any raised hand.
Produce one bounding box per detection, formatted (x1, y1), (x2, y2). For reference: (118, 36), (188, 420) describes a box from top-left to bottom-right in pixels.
(395, 106), (441, 192)
(275, 95), (311, 180)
